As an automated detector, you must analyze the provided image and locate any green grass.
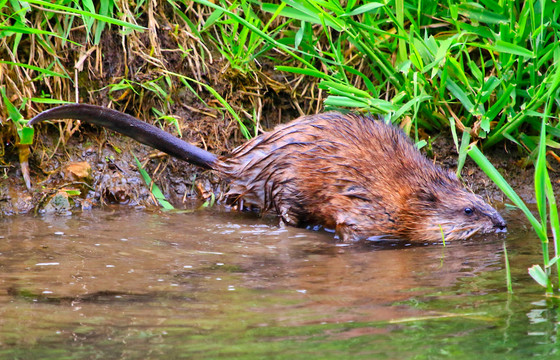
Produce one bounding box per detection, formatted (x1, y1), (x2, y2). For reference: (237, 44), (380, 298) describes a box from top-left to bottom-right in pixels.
(1, 86), (33, 145)
(468, 120), (559, 294)
(133, 154), (175, 210)
(3, 1), (559, 142)
(183, 0), (560, 144)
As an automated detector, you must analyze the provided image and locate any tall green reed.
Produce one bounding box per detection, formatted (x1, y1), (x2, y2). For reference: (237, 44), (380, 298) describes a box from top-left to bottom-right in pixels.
(468, 119), (559, 294)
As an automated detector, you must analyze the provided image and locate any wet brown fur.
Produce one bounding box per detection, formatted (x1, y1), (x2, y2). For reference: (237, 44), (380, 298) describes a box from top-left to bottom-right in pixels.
(218, 112), (505, 242)
(29, 106), (506, 242)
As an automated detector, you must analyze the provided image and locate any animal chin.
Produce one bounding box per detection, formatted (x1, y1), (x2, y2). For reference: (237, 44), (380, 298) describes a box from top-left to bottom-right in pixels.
(447, 227), (479, 241)
(441, 221), (502, 241)
(419, 221), (486, 241)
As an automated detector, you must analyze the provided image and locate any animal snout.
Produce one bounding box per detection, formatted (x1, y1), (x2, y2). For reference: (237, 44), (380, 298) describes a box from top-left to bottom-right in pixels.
(494, 217), (507, 232)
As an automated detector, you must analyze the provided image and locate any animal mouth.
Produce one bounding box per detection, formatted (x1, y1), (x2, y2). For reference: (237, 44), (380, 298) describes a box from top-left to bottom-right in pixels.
(494, 225), (507, 233)
(457, 222), (507, 240)
(439, 220), (506, 241)
(453, 227), (480, 240)
(493, 219), (507, 232)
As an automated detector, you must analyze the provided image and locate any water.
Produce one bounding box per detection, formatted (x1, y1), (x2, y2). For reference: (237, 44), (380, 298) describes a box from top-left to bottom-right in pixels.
(0, 207), (558, 359)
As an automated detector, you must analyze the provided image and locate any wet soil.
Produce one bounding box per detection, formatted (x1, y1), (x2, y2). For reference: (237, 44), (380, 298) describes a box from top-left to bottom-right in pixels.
(1, 126), (206, 216)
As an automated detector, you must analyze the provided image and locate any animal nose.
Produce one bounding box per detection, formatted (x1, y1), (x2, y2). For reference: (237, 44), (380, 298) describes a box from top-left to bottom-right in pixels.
(494, 216), (507, 232)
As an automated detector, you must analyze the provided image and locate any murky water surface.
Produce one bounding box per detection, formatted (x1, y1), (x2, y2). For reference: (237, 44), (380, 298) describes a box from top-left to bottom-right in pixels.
(0, 207), (558, 359)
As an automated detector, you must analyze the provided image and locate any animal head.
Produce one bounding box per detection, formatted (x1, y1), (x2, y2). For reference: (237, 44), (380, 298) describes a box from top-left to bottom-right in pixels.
(400, 179), (507, 242)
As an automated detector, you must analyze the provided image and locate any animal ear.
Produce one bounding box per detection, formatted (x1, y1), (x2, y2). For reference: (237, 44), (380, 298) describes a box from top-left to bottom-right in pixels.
(415, 189), (438, 203)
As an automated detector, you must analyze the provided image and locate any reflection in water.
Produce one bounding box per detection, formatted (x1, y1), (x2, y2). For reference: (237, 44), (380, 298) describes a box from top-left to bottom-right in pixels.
(0, 208), (557, 358)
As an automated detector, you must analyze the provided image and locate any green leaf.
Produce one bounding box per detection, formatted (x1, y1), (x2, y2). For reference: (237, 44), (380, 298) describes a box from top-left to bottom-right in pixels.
(324, 96), (368, 108)
(0, 25), (64, 38)
(261, 2), (342, 31)
(261, 3), (320, 24)
(528, 265), (549, 288)
(200, 193), (216, 208)
(482, 84), (514, 124)
(319, 80), (372, 98)
(534, 119), (547, 227)
(1, 87), (34, 144)
(202, 9), (223, 31)
(447, 56), (470, 88)
(479, 76), (501, 104)
(492, 40), (534, 58)
(294, 21), (306, 48)
(25, 0), (145, 31)
(343, 2), (384, 17)
(0, 60), (70, 78)
(467, 145), (545, 240)
(17, 126), (34, 145)
(133, 154), (174, 210)
(456, 129), (471, 177)
(457, 3), (508, 24)
(1, 86), (23, 123)
(276, 65), (329, 80)
(446, 78), (474, 113)
(458, 22), (494, 39)
(29, 98), (74, 104)
(390, 94), (432, 122)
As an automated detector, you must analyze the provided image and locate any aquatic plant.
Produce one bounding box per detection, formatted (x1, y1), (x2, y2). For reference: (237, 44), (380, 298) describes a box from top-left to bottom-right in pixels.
(468, 119), (560, 294)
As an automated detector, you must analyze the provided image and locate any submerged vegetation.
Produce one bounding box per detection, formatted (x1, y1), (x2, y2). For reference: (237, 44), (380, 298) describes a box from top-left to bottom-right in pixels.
(1, 1), (560, 291)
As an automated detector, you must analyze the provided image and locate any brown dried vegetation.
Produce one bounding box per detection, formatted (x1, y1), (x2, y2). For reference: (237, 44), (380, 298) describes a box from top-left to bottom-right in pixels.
(0, 1), (310, 214)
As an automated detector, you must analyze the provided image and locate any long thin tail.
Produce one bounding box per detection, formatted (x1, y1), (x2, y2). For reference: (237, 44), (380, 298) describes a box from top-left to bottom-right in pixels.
(28, 104), (217, 169)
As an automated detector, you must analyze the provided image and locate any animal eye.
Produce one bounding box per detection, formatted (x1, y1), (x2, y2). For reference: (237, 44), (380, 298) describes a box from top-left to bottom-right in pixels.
(464, 207), (474, 215)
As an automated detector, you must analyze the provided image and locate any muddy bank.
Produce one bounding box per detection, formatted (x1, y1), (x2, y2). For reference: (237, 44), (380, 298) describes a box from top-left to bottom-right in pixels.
(1, 126), (206, 216)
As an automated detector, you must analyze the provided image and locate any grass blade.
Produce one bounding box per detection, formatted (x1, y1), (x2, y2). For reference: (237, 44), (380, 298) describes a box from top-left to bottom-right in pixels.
(25, 0), (146, 31)
(133, 154), (175, 210)
(467, 145), (544, 240)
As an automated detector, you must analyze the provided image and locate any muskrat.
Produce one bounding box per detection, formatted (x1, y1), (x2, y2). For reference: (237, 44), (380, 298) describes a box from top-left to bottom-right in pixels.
(28, 104), (506, 242)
